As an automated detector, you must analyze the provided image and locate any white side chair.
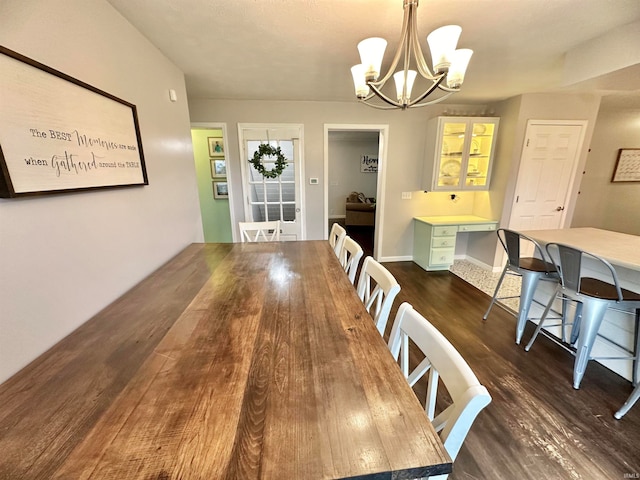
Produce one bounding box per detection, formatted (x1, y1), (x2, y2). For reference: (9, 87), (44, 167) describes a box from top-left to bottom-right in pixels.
(356, 256), (401, 336)
(239, 220), (281, 242)
(339, 236), (364, 285)
(388, 303), (492, 480)
(329, 222), (346, 257)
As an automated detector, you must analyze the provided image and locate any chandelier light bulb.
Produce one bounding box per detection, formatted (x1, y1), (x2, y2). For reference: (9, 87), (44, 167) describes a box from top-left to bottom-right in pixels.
(427, 25), (462, 73)
(351, 64), (370, 98)
(393, 70), (417, 103)
(447, 49), (473, 88)
(357, 37), (387, 81)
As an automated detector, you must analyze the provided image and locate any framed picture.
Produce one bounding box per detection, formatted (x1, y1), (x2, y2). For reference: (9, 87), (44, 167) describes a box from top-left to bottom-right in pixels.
(213, 180), (228, 199)
(210, 158), (227, 178)
(611, 148), (640, 182)
(208, 137), (224, 157)
(0, 46), (147, 198)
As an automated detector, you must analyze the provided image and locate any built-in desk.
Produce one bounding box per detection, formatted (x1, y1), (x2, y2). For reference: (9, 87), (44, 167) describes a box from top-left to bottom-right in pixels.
(413, 215), (498, 271)
(522, 228), (640, 383)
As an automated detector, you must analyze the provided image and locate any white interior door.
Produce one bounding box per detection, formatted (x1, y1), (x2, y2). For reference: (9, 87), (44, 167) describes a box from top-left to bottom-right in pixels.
(238, 125), (304, 241)
(509, 121), (586, 231)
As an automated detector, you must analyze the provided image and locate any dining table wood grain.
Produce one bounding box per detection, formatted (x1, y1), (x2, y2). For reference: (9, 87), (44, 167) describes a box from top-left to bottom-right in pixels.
(0, 241), (452, 480)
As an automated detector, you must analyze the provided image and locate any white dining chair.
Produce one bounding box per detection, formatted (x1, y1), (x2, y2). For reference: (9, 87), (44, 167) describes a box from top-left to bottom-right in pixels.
(388, 303), (492, 480)
(356, 256), (401, 336)
(339, 236), (364, 285)
(329, 222), (346, 257)
(239, 220), (281, 242)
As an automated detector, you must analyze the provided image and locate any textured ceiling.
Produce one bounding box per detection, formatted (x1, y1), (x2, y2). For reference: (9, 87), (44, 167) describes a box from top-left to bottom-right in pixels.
(107, 0), (640, 106)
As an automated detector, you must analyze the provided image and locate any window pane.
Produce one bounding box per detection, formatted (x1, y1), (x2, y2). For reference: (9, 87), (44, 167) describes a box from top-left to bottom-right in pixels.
(252, 203), (265, 221)
(266, 184), (280, 203)
(283, 204), (296, 222)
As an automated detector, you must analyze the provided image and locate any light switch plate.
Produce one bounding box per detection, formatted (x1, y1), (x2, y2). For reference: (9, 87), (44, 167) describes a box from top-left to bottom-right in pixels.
(309, 177), (319, 185)
(402, 192), (412, 200)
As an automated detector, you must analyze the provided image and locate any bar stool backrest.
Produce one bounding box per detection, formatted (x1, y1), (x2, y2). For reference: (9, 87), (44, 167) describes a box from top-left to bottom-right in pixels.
(546, 243), (623, 301)
(499, 228), (551, 271)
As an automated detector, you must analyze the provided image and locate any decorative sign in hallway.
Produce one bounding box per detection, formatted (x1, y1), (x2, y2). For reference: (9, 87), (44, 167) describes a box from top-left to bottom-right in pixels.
(0, 46), (147, 198)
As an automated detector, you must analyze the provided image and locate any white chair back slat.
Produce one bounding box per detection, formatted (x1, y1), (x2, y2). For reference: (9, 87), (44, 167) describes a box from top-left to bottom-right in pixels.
(329, 223), (347, 257)
(339, 236), (364, 284)
(356, 256), (401, 336)
(239, 221), (281, 242)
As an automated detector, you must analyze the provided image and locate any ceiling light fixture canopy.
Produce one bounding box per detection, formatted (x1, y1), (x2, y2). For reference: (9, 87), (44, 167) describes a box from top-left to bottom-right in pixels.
(351, 0), (473, 110)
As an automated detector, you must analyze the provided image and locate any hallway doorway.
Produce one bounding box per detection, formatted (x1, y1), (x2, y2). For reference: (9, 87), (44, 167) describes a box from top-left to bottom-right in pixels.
(324, 124), (389, 260)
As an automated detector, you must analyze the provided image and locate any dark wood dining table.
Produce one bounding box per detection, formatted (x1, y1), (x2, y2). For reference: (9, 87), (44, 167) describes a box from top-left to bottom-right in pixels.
(0, 241), (452, 479)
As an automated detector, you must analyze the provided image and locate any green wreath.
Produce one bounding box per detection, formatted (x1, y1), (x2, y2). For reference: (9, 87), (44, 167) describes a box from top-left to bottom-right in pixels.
(250, 144), (288, 179)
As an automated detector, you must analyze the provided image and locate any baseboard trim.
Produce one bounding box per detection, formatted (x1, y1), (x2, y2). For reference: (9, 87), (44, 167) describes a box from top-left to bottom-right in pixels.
(380, 255), (413, 262)
(456, 255), (502, 273)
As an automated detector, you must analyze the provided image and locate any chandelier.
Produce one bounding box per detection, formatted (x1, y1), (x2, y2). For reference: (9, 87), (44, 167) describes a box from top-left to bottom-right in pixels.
(350, 0), (473, 110)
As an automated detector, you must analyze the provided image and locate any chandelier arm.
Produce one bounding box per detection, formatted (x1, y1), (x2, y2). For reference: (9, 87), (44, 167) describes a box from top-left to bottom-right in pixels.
(367, 83), (403, 108)
(373, 0), (412, 87)
(436, 83), (460, 93)
(408, 3), (437, 80)
(358, 99), (403, 110)
(405, 75), (446, 107)
(408, 90), (455, 108)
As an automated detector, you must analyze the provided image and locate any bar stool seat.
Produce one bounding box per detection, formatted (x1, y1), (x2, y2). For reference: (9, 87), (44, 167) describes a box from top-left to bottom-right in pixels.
(483, 228), (561, 344)
(525, 243), (640, 390)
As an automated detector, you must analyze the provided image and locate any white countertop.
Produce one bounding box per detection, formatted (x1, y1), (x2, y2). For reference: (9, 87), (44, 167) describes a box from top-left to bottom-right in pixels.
(521, 227), (640, 271)
(414, 215), (498, 226)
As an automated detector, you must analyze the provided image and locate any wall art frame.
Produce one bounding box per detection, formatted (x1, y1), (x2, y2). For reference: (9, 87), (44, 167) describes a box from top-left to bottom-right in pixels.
(210, 158), (227, 178)
(611, 148), (640, 183)
(208, 136), (224, 157)
(0, 45), (147, 198)
(213, 180), (228, 199)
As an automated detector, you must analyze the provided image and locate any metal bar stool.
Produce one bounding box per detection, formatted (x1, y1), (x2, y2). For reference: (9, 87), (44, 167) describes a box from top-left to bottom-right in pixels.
(483, 228), (562, 344)
(525, 243), (640, 390)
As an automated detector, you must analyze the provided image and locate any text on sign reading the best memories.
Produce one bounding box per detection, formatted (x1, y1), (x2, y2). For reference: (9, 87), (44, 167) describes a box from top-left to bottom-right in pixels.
(24, 127), (139, 177)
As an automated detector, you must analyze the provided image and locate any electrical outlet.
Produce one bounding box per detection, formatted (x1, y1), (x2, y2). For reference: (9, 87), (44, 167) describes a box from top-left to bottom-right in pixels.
(402, 192), (412, 200)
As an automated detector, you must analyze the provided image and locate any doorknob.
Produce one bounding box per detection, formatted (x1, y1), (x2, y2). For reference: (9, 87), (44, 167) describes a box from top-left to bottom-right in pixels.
(556, 206), (565, 212)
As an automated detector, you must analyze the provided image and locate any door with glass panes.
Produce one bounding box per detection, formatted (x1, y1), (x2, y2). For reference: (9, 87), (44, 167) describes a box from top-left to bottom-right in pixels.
(238, 125), (304, 241)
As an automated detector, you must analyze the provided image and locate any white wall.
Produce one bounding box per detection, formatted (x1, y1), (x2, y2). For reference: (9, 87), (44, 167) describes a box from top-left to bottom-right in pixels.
(572, 107), (640, 235)
(328, 131), (379, 217)
(0, 0), (203, 384)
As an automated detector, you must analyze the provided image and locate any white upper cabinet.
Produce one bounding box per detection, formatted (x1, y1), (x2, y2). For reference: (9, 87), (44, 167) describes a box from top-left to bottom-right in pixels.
(422, 116), (500, 191)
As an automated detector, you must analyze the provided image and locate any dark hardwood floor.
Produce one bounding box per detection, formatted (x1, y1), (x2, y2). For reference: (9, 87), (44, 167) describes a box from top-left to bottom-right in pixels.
(382, 261), (640, 480)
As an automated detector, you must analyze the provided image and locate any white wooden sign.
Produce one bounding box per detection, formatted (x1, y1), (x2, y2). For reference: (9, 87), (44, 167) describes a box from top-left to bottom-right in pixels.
(0, 46), (147, 197)
(360, 154), (378, 173)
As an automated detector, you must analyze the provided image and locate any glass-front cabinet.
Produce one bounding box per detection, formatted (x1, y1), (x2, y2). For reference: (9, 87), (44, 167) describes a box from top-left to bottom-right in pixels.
(422, 116), (500, 191)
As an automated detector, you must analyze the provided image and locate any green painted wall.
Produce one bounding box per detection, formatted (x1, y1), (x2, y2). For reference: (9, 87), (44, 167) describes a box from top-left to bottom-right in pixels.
(191, 128), (233, 242)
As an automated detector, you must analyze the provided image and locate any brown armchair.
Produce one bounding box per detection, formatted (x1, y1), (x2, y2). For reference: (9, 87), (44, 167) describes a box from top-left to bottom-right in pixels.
(345, 192), (376, 227)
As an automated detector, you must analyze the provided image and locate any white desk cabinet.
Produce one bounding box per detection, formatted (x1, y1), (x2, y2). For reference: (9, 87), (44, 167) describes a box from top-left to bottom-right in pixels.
(414, 216), (498, 271)
(422, 116), (500, 192)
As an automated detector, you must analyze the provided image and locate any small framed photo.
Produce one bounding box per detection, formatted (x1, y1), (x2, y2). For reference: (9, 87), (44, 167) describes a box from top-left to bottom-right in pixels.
(213, 181), (228, 199)
(211, 158), (227, 178)
(208, 137), (224, 157)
